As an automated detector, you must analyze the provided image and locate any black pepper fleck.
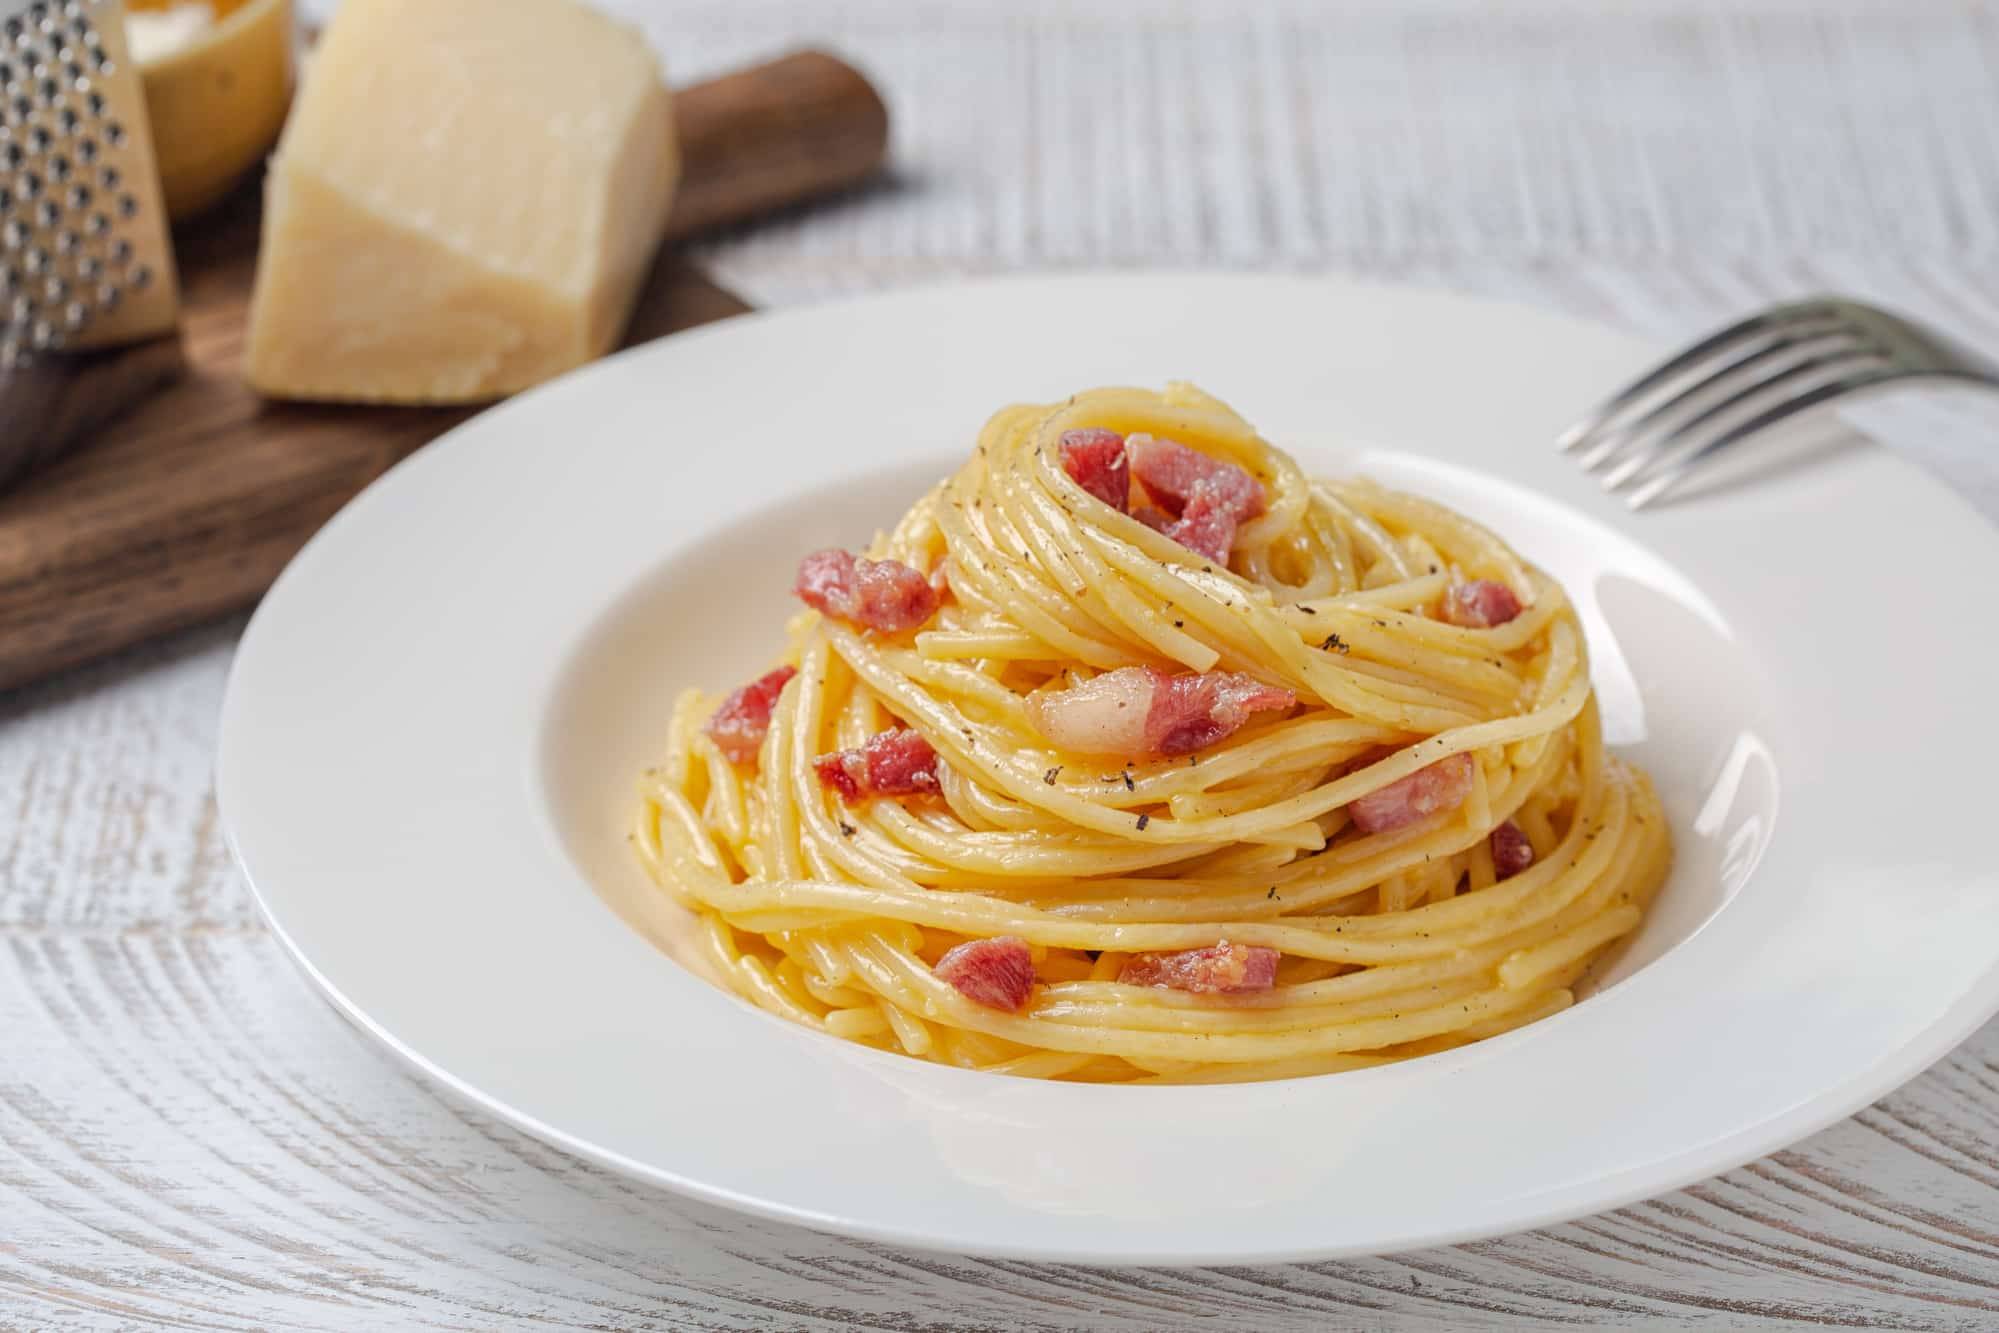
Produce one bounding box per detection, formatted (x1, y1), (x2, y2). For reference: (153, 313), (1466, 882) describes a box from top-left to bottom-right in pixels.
(1321, 632), (1350, 655)
(1300, 606), (1317, 615)
(1044, 766), (1061, 785)
(1136, 813), (1150, 831)
(838, 821), (856, 837)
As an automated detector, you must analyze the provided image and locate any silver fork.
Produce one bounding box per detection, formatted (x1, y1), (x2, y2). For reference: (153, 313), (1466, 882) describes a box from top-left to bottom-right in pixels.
(1558, 296), (1999, 509)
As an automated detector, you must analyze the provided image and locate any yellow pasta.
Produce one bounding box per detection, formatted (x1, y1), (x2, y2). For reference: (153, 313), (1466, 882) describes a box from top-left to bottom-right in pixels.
(632, 383), (1671, 1083)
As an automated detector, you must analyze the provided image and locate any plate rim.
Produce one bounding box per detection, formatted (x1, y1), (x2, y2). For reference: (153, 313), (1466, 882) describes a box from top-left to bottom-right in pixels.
(217, 268), (1999, 1264)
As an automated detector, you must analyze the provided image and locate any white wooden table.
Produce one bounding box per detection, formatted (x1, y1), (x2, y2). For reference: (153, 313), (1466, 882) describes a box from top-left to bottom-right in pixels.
(7, 2), (1999, 1327)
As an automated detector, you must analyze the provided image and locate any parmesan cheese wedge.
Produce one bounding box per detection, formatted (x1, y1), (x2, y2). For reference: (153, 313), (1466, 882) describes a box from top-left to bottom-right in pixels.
(244, 0), (679, 404)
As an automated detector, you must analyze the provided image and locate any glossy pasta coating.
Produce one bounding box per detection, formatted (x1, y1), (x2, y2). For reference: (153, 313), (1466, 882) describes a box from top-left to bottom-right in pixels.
(634, 384), (1671, 1083)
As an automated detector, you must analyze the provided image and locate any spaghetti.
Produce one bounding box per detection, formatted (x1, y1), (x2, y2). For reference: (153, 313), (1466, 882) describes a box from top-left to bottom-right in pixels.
(633, 384), (1671, 1083)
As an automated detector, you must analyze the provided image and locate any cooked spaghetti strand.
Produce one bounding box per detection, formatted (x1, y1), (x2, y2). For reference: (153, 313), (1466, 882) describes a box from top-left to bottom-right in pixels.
(634, 384), (1671, 1082)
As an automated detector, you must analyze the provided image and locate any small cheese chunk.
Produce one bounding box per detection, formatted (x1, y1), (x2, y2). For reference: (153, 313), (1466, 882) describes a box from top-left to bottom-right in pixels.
(244, 0), (678, 404)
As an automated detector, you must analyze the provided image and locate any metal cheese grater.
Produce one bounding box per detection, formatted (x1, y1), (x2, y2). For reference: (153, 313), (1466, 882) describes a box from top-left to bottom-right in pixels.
(1, 0), (176, 370)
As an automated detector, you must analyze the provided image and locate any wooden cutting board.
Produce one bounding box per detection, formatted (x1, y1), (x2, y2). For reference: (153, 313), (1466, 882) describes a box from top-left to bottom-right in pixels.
(0, 51), (888, 693)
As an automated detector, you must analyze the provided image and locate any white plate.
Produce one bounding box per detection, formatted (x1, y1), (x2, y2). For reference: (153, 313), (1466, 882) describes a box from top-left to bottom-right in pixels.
(217, 274), (1999, 1264)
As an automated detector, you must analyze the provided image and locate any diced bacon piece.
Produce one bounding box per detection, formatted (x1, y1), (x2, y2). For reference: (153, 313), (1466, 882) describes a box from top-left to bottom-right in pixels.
(1490, 819), (1535, 879)
(1028, 666), (1156, 756)
(1058, 428), (1130, 511)
(1148, 670), (1296, 756)
(705, 666), (798, 765)
(813, 727), (942, 804)
(934, 936), (1035, 1011)
(1127, 435), (1267, 563)
(1119, 942), (1279, 994)
(794, 548), (940, 634)
(1348, 753), (1476, 834)
(1440, 579), (1523, 629)
(1025, 666), (1295, 757)
(1162, 485), (1242, 564)
(1128, 435), (1266, 516)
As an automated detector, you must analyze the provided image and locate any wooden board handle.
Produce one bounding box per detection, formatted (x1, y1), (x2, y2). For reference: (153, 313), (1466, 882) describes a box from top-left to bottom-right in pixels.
(0, 48), (888, 694)
(668, 49), (891, 240)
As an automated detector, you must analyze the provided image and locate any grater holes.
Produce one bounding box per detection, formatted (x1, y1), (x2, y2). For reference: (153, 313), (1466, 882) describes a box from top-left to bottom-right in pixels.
(3, 2), (162, 359)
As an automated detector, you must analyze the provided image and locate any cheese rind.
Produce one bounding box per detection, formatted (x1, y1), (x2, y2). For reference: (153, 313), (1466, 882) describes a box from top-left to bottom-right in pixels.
(244, 0), (678, 404)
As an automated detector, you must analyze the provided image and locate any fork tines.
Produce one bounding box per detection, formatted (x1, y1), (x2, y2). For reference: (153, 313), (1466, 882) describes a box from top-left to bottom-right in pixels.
(1559, 297), (1972, 510)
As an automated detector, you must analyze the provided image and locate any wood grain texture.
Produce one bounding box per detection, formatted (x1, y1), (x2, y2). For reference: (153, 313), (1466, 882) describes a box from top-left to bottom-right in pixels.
(7, 2), (1999, 1328)
(0, 49), (885, 695)
(0, 338), (186, 493)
